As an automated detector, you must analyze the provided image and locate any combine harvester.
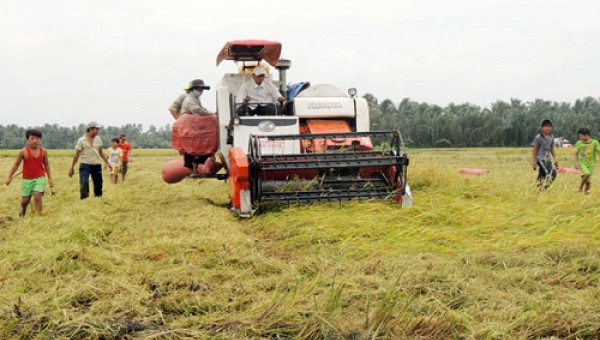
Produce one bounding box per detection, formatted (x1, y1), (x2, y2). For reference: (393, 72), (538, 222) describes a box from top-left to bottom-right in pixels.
(168, 40), (413, 217)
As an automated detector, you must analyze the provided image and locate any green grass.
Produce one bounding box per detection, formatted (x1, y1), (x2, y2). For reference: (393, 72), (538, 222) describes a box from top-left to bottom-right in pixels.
(1, 147), (599, 339)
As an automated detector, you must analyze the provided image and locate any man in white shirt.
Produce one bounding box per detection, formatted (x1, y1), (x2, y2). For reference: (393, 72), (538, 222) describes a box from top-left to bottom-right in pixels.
(235, 66), (285, 116)
(68, 121), (113, 199)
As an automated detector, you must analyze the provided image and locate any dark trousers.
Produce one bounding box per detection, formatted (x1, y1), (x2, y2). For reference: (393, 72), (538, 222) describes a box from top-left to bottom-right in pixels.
(183, 154), (210, 170)
(236, 104), (277, 116)
(79, 163), (103, 199)
(537, 160), (557, 182)
(121, 161), (129, 175)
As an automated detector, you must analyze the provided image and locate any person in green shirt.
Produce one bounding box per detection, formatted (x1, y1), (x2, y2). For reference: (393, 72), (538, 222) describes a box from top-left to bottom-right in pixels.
(574, 127), (600, 194)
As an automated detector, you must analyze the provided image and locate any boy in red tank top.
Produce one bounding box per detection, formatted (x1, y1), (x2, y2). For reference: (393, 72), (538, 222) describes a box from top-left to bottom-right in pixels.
(5, 129), (54, 217)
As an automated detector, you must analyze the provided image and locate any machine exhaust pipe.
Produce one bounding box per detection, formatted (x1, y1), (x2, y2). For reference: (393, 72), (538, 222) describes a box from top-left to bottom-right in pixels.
(275, 59), (291, 98)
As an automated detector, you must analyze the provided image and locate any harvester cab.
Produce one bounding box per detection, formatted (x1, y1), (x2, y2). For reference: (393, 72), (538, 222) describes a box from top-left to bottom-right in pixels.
(215, 40), (412, 217)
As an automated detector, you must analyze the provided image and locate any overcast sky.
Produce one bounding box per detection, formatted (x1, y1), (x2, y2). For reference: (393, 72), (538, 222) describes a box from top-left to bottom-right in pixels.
(1, 0), (599, 130)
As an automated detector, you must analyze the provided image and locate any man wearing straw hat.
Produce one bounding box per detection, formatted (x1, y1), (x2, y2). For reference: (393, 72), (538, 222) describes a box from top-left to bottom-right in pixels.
(178, 79), (219, 175)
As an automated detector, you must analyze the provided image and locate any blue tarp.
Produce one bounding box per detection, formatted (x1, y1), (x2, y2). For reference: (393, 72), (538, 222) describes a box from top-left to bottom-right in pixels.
(287, 82), (310, 101)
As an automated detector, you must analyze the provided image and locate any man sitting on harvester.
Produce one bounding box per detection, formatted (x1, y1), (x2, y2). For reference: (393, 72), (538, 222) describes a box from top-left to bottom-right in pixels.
(235, 65), (285, 116)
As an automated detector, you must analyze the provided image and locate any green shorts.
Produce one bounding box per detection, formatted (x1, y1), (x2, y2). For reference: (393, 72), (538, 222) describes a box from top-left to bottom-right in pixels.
(21, 177), (46, 197)
(579, 163), (594, 182)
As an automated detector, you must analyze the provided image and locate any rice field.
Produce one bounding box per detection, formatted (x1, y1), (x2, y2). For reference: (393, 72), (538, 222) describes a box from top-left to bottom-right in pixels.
(1, 147), (599, 339)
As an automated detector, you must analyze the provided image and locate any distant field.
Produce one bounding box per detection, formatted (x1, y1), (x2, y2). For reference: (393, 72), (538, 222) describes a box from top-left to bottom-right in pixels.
(1, 148), (599, 339)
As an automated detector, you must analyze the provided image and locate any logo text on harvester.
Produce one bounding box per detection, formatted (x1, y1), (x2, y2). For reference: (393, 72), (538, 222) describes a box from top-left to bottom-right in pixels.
(307, 102), (343, 109)
(258, 137), (284, 150)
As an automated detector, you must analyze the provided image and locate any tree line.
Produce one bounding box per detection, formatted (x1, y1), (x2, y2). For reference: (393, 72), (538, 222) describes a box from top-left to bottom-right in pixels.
(1, 96), (599, 149)
(0, 123), (172, 149)
(366, 95), (600, 147)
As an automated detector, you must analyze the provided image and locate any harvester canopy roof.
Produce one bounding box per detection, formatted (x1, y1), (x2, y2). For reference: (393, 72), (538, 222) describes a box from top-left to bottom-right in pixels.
(216, 40), (282, 66)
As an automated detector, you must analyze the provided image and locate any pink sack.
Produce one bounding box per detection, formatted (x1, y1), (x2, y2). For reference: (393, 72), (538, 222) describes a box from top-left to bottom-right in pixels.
(162, 158), (192, 184)
(557, 167), (581, 174)
(198, 158), (224, 176)
(459, 168), (490, 175)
